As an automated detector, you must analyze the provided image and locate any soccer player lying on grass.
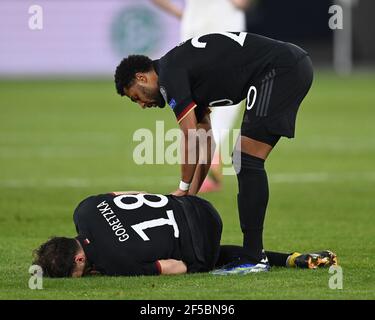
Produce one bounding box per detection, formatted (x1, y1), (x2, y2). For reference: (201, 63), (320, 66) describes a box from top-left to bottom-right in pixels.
(33, 192), (337, 277)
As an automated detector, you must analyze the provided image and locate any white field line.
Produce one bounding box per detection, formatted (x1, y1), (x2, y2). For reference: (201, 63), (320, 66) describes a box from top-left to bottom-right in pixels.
(1, 172), (375, 188)
(0, 176), (178, 188)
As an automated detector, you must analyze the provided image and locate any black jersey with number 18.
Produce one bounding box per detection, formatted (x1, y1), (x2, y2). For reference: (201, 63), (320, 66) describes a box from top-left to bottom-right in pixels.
(153, 32), (308, 123)
(73, 193), (222, 276)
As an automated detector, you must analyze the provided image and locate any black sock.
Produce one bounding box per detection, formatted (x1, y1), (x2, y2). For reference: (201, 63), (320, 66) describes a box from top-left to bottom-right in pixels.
(265, 251), (291, 267)
(234, 152), (269, 263)
(216, 245), (290, 267)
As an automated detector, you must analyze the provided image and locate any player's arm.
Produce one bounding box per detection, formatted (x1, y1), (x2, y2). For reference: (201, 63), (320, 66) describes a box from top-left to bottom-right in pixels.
(157, 259), (187, 275)
(188, 112), (215, 195)
(172, 110), (199, 196)
(151, 0), (183, 19)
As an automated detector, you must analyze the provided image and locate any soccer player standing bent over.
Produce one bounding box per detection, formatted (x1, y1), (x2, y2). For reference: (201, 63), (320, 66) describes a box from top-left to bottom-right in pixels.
(114, 32), (314, 273)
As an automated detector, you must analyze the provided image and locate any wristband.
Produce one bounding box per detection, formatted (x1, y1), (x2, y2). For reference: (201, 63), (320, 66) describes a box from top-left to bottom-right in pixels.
(179, 180), (190, 191)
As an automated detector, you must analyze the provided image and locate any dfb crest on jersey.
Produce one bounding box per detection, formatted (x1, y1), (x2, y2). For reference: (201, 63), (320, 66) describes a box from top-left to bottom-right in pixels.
(169, 99), (177, 109)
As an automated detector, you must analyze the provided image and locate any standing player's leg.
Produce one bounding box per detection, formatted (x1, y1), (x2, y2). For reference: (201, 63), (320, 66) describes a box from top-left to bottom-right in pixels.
(233, 55), (314, 269)
(233, 135), (278, 265)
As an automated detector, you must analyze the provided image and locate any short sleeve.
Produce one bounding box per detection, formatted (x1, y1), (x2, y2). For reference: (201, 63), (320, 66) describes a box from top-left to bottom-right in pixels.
(159, 67), (196, 123)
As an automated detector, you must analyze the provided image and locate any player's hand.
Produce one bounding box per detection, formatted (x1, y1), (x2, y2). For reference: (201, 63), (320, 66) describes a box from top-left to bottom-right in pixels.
(171, 189), (188, 197)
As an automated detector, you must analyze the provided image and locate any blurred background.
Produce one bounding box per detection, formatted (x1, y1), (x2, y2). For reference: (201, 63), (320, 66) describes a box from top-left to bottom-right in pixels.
(1, 0), (374, 76)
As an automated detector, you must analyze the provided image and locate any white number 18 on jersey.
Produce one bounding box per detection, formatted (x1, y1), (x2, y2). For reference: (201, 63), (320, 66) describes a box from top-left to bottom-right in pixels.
(113, 194), (179, 241)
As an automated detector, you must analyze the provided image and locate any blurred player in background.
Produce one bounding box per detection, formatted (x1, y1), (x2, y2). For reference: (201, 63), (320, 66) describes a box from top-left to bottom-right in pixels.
(33, 191), (337, 277)
(152, 0), (252, 192)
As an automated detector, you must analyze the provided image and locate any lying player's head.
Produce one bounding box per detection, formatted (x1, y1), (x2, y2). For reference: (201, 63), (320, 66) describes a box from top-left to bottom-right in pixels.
(32, 237), (89, 278)
(114, 55), (165, 109)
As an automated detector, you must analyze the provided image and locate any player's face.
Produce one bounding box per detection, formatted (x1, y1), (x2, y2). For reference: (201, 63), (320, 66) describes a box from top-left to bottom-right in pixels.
(125, 73), (165, 109)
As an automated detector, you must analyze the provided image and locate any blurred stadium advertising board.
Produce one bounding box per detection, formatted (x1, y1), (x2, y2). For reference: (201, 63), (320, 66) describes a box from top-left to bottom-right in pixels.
(0, 0), (182, 76)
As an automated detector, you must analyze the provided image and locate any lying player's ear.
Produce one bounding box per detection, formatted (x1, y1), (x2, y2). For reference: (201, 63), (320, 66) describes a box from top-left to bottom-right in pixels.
(74, 253), (86, 265)
(135, 72), (147, 83)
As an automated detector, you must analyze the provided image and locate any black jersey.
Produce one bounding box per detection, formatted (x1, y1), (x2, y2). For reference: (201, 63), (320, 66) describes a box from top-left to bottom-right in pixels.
(153, 32), (308, 123)
(73, 193), (221, 276)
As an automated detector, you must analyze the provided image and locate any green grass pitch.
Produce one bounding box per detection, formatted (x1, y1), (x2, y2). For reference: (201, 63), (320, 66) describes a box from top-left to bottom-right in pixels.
(0, 72), (374, 300)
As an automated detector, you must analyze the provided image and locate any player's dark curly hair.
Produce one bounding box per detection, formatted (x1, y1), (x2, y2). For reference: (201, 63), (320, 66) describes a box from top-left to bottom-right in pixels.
(32, 237), (79, 278)
(114, 55), (154, 96)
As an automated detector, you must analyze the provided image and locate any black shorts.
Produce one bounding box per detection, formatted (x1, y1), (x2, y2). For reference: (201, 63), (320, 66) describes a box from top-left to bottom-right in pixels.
(241, 51), (314, 147)
(172, 196), (222, 273)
